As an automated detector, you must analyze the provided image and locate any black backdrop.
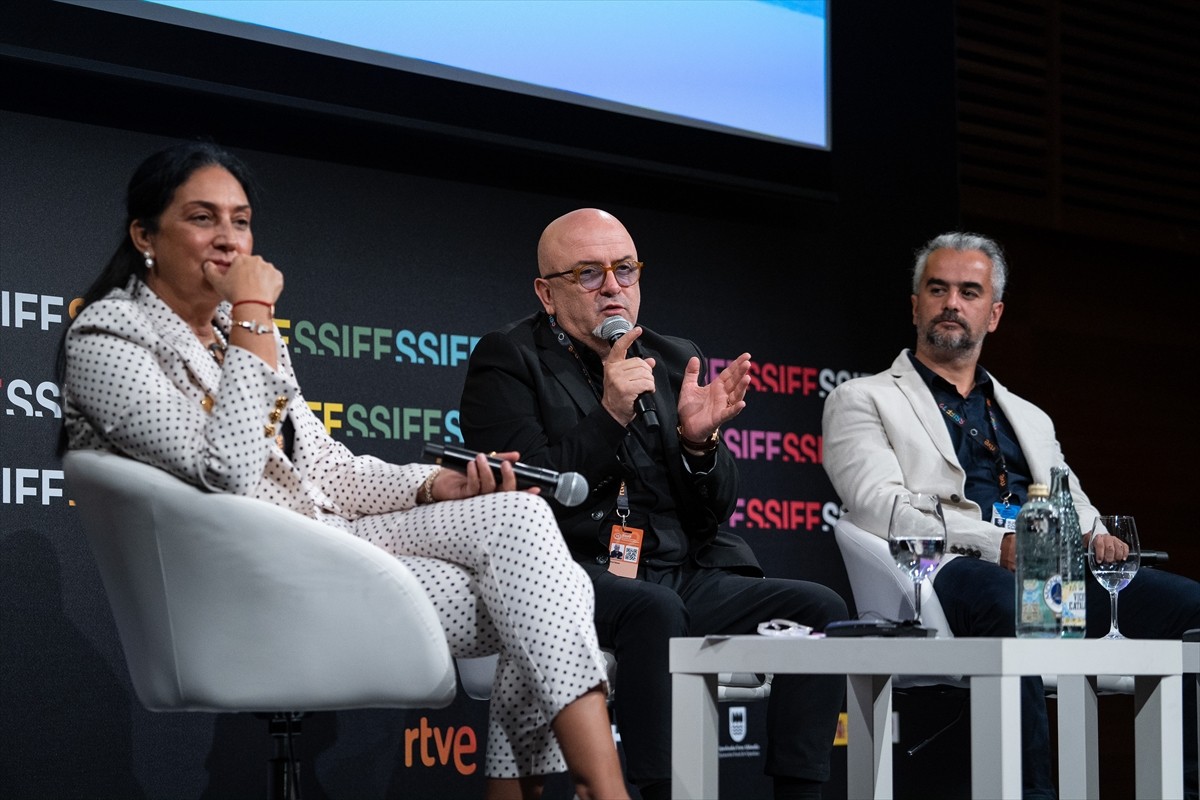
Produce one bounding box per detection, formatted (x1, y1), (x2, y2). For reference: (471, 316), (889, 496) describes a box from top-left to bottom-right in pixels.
(1, 2), (961, 797)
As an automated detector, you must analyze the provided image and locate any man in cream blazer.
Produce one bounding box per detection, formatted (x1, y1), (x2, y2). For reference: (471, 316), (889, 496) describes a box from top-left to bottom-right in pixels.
(823, 349), (1097, 566)
(822, 232), (1200, 799)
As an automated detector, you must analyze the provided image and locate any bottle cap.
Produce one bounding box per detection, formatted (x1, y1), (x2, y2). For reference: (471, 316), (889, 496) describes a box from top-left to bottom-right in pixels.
(1028, 483), (1049, 498)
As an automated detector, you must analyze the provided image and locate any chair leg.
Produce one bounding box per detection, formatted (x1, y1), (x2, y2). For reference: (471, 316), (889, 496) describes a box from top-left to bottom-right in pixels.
(266, 712), (304, 800)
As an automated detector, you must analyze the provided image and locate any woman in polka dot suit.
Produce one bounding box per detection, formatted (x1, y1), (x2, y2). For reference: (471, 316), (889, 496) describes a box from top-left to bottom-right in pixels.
(61, 142), (627, 800)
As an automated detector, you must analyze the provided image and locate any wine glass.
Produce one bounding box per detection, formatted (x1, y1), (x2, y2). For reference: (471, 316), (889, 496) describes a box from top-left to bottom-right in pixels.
(1087, 515), (1141, 640)
(888, 493), (947, 623)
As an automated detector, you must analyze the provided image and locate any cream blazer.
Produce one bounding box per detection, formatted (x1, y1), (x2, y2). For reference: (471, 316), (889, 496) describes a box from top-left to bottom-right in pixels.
(822, 350), (1099, 564)
(63, 278), (434, 521)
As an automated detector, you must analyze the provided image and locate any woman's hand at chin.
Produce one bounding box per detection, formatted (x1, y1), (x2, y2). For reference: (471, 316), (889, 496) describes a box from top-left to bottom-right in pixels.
(204, 253), (283, 305)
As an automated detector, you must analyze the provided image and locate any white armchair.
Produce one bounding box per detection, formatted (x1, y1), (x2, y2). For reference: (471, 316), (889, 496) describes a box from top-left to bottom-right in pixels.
(834, 515), (953, 637)
(64, 449), (459, 795)
(834, 515), (959, 688)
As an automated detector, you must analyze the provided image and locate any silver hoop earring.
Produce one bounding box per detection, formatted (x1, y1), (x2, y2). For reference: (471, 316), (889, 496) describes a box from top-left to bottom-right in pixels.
(143, 251), (155, 269)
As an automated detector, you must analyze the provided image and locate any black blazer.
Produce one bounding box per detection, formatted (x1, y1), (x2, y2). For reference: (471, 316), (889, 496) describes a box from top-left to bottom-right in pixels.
(460, 312), (761, 574)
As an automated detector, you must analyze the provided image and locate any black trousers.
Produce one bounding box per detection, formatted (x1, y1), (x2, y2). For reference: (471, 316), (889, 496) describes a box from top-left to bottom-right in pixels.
(936, 557), (1200, 799)
(587, 561), (848, 788)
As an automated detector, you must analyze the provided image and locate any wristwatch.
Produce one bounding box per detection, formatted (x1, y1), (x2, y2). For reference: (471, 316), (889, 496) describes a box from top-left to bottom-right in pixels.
(678, 425), (720, 454)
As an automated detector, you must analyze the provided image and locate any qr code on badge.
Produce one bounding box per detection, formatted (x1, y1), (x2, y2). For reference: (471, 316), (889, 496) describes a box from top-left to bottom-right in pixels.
(623, 546), (639, 562)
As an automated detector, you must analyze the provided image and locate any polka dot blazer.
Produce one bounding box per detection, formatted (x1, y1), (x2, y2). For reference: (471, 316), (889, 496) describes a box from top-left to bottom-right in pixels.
(63, 278), (608, 779)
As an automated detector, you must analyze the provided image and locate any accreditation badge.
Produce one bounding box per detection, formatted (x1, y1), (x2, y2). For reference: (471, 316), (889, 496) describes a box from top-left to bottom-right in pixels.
(607, 525), (644, 579)
(992, 501), (1019, 531)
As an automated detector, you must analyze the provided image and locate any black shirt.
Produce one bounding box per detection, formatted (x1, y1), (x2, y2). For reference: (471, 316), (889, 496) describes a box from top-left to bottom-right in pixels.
(577, 339), (690, 565)
(907, 351), (1032, 515)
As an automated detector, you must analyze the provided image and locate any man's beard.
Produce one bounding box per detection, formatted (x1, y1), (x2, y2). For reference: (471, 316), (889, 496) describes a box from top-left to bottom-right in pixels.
(922, 313), (978, 353)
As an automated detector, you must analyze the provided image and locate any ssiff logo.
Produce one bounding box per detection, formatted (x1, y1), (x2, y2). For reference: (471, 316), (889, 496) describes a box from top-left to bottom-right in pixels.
(728, 706), (747, 743)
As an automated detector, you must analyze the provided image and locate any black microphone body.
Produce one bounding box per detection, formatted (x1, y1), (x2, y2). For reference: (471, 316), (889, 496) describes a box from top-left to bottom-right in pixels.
(1140, 549), (1169, 567)
(598, 316), (660, 430)
(422, 443), (589, 507)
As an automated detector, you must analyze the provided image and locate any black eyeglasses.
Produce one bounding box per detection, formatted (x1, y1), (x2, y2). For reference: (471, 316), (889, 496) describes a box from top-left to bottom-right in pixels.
(543, 261), (644, 291)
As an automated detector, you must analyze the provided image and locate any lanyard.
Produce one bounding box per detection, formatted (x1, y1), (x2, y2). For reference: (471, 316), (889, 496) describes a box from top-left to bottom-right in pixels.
(616, 481), (631, 529)
(546, 314), (605, 402)
(547, 314), (643, 525)
(939, 397), (1017, 505)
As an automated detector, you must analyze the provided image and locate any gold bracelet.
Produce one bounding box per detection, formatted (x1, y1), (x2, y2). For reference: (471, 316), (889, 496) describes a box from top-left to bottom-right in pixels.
(420, 468), (440, 504)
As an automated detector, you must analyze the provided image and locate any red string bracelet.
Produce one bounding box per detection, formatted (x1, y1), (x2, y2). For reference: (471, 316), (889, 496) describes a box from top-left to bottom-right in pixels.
(232, 300), (274, 313)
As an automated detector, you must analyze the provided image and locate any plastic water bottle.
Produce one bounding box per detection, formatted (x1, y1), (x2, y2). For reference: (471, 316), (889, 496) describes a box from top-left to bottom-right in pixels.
(1015, 483), (1061, 638)
(1051, 467), (1087, 638)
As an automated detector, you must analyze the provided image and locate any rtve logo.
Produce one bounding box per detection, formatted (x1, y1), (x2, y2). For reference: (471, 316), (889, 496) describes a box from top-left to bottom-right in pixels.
(403, 717), (478, 775)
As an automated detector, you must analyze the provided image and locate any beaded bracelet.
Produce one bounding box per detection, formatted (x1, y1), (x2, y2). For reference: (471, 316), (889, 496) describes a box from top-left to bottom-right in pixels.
(420, 468), (441, 504)
(230, 319), (273, 335)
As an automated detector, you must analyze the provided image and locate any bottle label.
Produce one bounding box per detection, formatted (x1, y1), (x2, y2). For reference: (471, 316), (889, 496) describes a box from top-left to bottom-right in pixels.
(1045, 573), (1063, 615)
(1021, 580), (1046, 623)
(1061, 579), (1087, 633)
(1015, 494), (1061, 635)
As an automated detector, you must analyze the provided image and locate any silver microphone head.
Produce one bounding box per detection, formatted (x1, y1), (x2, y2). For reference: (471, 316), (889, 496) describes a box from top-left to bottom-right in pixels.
(597, 316), (632, 343)
(552, 471), (590, 507)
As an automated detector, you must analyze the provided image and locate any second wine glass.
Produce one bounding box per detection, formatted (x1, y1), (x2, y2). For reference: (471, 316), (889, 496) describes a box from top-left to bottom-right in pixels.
(1088, 515), (1141, 640)
(888, 493), (947, 624)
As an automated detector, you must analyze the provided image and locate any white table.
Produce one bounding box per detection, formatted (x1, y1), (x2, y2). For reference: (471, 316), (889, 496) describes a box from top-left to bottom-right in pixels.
(670, 636), (1184, 800)
(1183, 640), (1200, 780)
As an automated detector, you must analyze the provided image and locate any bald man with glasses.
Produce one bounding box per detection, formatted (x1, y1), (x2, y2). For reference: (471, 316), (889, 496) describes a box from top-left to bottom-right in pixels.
(461, 208), (847, 800)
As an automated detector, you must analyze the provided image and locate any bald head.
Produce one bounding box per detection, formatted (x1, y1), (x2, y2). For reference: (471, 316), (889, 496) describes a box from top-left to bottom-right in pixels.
(533, 208), (641, 352)
(537, 208), (633, 277)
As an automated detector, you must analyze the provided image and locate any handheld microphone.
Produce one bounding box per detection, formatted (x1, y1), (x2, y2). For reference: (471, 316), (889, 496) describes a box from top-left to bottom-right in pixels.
(421, 442), (589, 507)
(598, 316), (660, 430)
(1140, 549), (1169, 567)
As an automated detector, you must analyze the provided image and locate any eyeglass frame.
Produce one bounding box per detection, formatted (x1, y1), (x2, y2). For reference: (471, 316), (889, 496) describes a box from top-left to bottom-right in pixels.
(541, 260), (645, 291)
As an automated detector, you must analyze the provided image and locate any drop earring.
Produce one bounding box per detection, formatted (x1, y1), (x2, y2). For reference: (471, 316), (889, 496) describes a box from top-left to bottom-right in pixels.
(143, 251), (155, 270)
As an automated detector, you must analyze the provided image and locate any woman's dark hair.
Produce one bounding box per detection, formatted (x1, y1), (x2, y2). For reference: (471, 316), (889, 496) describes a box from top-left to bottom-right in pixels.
(78, 140), (259, 308)
(58, 141), (257, 453)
